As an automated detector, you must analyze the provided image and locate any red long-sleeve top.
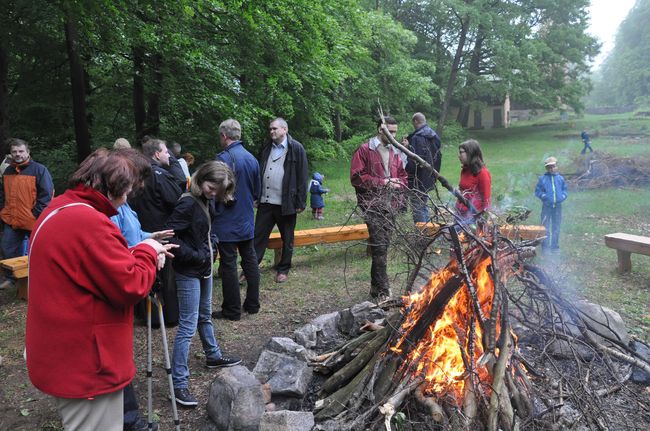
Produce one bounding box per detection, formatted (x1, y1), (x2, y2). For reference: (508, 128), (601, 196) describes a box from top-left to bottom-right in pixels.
(455, 166), (491, 215)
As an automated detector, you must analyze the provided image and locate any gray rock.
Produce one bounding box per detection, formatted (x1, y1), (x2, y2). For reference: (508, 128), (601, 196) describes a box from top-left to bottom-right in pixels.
(206, 365), (265, 431)
(338, 301), (385, 335)
(293, 311), (342, 350)
(575, 300), (630, 347)
(548, 339), (595, 361)
(631, 341), (650, 384)
(259, 411), (315, 431)
(253, 350), (313, 397)
(266, 337), (313, 361)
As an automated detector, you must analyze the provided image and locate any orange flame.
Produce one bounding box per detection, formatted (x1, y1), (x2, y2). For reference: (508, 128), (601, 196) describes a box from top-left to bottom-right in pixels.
(390, 256), (498, 402)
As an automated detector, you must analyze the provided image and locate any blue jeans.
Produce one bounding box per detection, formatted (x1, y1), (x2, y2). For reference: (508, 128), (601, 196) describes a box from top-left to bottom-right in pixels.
(541, 204), (562, 249)
(2, 225), (29, 280)
(171, 272), (222, 389)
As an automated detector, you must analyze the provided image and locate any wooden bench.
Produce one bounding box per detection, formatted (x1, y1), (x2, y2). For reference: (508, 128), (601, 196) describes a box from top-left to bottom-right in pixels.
(266, 223), (545, 265)
(604, 233), (650, 273)
(0, 255), (29, 300)
(415, 222), (546, 241)
(268, 224), (369, 264)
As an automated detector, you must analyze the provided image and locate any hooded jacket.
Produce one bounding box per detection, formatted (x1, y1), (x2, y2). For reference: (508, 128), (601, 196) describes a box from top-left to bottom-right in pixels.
(26, 185), (158, 398)
(309, 172), (329, 209)
(406, 124), (441, 191)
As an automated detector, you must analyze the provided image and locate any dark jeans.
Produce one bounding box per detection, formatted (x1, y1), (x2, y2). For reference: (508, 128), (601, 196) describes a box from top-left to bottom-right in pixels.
(1, 225), (29, 280)
(218, 239), (260, 318)
(581, 141), (593, 154)
(123, 384), (140, 427)
(364, 209), (395, 296)
(409, 189), (429, 223)
(254, 203), (297, 274)
(541, 204), (562, 249)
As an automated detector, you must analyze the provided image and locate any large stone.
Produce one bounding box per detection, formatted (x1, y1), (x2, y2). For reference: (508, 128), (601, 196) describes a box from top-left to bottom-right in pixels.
(575, 300), (630, 346)
(293, 311), (341, 350)
(259, 411), (315, 431)
(266, 337), (312, 361)
(338, 301), (385, 335)
(206, 365), (265, 431)
(253, 350), (313, 397)
(631, 341), (650, 384)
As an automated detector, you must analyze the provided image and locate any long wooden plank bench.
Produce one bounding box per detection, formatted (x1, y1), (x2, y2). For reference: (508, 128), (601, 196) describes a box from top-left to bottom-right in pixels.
(604, 232), (650, 273)
(267, 222), (545, 265)
(415, 222), (546, 241)
(0, 255), (29, 300)
(268, 224), (370, 264)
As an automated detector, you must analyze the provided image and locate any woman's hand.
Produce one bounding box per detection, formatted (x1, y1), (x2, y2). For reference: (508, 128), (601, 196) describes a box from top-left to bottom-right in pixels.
(149, 229), (174, 243)
(140, 239), (179, 270)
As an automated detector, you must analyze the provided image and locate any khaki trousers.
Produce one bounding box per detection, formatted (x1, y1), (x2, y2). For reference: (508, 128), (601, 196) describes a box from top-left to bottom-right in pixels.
(55, 389), (123, 431)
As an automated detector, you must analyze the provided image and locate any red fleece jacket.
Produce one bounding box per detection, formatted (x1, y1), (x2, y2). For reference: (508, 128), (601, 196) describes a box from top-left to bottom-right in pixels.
(455, 166), (492, 215)
(26, 185), (158, 398)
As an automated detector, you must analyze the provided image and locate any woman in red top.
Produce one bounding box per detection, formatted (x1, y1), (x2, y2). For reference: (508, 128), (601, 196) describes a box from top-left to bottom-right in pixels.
(26, 149), (176, 430)
(455, 139), (491, 222)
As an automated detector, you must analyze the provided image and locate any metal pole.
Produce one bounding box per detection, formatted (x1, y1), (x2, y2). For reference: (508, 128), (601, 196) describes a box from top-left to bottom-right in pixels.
(146, 295), (154, 430)
(153, 295), (181, 431)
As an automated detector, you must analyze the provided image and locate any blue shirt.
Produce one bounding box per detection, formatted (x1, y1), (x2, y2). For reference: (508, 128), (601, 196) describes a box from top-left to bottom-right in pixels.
(214, 141), (261, 242)
(110, 203), (150, 247)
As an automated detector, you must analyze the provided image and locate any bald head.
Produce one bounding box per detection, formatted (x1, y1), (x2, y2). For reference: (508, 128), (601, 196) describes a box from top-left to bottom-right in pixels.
(113, 138), (131, 149)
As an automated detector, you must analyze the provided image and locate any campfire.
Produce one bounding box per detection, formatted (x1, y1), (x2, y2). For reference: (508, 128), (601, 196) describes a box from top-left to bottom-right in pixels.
(311, 219), (650, 431)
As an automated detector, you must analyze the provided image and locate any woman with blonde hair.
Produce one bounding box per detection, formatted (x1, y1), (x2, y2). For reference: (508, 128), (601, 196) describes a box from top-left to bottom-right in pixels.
(165, 161), (241, 407)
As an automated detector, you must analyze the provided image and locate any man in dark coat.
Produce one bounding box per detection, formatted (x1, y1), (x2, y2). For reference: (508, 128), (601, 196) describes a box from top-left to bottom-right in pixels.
(405, 112), (441, 222)
(129, 138), (182, 326)
(212, 119), (261, 321)
(253, 118), (308, 283)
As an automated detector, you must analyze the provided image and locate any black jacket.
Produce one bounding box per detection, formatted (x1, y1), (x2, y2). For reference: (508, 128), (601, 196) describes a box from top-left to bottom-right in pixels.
(406, 124), (441, 192)
(129, 163), (182, 231)
(258, 135), (309, 215)
(165, 194), (218, 278)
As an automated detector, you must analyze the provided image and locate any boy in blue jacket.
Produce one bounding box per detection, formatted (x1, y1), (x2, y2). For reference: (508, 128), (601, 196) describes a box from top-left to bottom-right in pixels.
(309, 172), (329, 220)
(535, 157), (568, 250)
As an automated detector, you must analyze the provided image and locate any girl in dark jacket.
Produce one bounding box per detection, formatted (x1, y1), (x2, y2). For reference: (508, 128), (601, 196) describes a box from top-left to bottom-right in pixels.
(166, 161), (241, 407)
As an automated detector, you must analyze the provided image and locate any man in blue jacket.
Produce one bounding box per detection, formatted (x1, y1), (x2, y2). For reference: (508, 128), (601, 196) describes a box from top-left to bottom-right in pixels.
(535, 156), (568, 251)
(213, 119), (261, 320)
(405, 113), (441, 222)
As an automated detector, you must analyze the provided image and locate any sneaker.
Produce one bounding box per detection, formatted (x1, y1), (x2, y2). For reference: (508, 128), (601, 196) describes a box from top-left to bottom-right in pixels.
(275, 272), (288, 283)
(0, 279), (14, 289)
(174, 387), (198, 407)
(206, 355), (242, 369)
(125, 417), (159, 431)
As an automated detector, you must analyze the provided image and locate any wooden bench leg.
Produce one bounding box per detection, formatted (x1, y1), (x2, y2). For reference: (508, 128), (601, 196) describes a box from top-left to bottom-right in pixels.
(616, 250), (632, 273)
(274, 249), (281, 267)
(16, 278), (28, 301)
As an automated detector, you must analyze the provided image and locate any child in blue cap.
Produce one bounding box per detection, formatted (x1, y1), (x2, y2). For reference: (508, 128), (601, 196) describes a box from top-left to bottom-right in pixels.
(309, 172), (329, 220)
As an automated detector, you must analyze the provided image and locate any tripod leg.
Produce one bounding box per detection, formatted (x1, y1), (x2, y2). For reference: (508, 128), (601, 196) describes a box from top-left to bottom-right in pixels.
(156, 297), (181, 431)
(146, 296), (153, 430)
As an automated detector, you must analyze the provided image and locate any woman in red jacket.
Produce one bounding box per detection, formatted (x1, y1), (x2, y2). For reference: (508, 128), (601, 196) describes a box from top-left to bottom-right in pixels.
(455, 139), (491, 222)
(26, 148), (176, 430)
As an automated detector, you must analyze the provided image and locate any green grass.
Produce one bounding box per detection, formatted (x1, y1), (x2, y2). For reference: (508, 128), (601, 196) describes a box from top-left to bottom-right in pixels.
(299, 112), (650, 337)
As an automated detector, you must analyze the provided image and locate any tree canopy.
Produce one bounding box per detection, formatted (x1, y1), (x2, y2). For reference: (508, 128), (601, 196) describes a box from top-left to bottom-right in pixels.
(588, 0), (650, 109)
(0, 0), (598, 188)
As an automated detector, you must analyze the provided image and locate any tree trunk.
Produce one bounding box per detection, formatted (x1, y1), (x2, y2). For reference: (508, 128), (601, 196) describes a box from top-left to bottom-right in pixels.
(64, 15), (91, 163)
(457, 28), (485, 128)
(145, 52), (162, 137)
(133, 46), (146, 143)
(437, 14), (470, 136)
(0, 44), (9, 148)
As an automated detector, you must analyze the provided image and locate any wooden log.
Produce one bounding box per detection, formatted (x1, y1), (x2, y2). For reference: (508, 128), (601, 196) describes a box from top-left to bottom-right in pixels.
(415, 222), (545, 241)
(320, 326), (391, 395)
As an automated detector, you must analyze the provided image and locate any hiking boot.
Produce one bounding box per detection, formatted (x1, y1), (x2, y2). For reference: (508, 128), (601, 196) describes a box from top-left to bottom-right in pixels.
(206, 355), (242, 369)
(125, 417), (159, 431)
(173, 387), (198, 407)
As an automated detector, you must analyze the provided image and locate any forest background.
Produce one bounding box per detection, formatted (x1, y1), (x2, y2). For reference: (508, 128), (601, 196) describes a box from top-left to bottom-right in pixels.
(1, 0), (606, 191)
